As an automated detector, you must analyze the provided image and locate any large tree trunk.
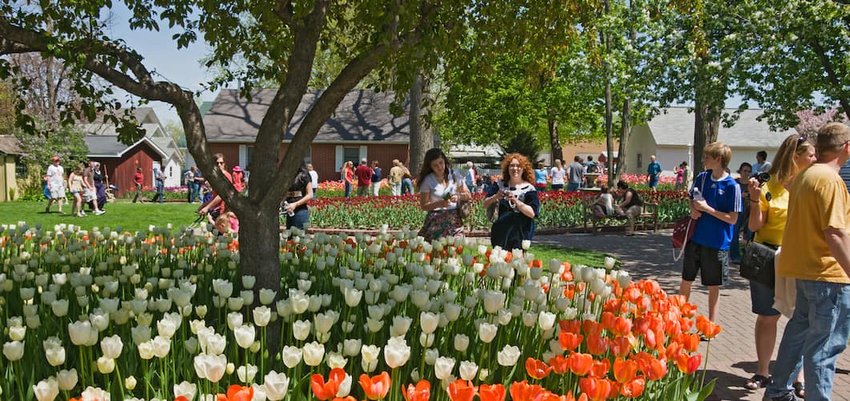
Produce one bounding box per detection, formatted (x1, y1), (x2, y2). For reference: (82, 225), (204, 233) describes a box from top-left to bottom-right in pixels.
(693, 97), (721, 173)
(409, 73), (431, 173)
(615, 98), (631, 183)
(547, 116), (562, 164)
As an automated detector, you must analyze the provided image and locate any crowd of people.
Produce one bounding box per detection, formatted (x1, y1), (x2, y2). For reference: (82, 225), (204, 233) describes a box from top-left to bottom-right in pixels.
(42, 155), (108, 217)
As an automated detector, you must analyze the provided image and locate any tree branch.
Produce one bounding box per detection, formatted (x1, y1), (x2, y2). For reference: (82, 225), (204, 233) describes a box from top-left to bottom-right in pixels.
(810, 39), (850, 122)
(274, 0), (294, 26)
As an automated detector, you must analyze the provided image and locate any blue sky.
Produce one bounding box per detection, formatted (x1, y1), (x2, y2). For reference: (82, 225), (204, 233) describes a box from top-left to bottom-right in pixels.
(106, 5), (218, 125)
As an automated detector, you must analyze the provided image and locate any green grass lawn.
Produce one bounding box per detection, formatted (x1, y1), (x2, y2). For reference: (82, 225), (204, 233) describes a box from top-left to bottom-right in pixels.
(0, 200), (201, 232)
(528, 244), (609, 267)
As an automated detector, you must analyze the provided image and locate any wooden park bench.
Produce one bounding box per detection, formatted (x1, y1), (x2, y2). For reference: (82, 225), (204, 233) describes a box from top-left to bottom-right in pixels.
(582, 200), (659, 233)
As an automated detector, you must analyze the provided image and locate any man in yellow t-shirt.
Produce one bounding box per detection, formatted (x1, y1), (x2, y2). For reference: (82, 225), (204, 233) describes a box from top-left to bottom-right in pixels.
(765, 123), (850, 401)
(389, 159), (404, 196)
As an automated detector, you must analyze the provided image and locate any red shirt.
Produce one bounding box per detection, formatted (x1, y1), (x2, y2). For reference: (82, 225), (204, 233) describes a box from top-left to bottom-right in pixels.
(133, 172), (144, 185)
(355, 165), (372, 187)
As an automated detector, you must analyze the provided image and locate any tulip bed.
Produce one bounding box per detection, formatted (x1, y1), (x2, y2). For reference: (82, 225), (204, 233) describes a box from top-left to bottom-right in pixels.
(0, 224), (717, 401)
(308, 191), (689, 231)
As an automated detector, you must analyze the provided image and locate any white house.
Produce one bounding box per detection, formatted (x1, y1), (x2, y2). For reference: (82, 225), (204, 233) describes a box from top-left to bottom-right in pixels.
(626, 107), (795, 176)
(79, 107), (185, 187)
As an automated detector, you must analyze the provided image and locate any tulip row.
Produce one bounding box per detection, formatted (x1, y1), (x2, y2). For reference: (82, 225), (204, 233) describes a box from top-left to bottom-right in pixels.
(0, 223), (716, 401)
(307, 191), (689, 230)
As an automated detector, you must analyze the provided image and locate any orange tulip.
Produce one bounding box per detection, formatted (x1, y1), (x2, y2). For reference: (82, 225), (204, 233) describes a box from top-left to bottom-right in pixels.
(334, 397), (357, 401)
(610, 336), (632, 358)
(586, 334), (608, 356)
(579, 377), (615, 401)
(559, 332), (584, 352)
(447, 379), (476, 401)
(613, 358), (638, 383)
(559, 319), (581, 334)
(402, 380), (431, 401)
(600, 312), (616, 332)
(611, 317), (632, 337)
(589, 359), (610, 378)
(479, 384), (506, 401)
(619, 378), (646, 398)
(509, 381), (546, 401)
(526, 357), (553, 380)
(216, 385), (254, 401)
(359, 372), (391, 400)
(675, 352), (702, 374)
(696, 316), (722, 339)
(678, 333), (700, 353)
(176, 397), (189, 401)
(568, 353), (594, 376)
(624, 286), (642, 303)
(549, 355), (570, 375)
(311, 368), (347, 401)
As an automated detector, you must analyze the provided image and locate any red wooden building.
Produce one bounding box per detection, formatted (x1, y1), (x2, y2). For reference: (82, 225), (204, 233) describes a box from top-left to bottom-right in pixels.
(84, 136), (166, 196)
(202, 89), (412, 182)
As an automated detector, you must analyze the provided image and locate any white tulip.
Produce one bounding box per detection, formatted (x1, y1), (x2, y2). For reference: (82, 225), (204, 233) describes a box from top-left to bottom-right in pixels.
(459, 361), (478, 381)
(497, 344), (521, 366)
(201, 332), (227, 356)
(434, 356), (455, 380)
(242, 275), (256, 289)
(96, 356), (115, 374)
(289, 290), (309, 314)
(9, 325), (26, 341)
(366, 317), (384, 333)
(342, 286), (362, 307)
(234, 325), (256, 349)
(384, 336), (411, 368)
(302, 341), (325, 366)
(259, 289), (277, 305)
(226, 313), (244, 331)
(478, 322), (497, 343)
(343, 339), (361, 357)
(336, 372), (352, 398)
(89, 311), (110, 332)
(100, 335), (123, 359)
(326, 351), (348, 369)
(79, 386), (109, 401)
(443, 303), (461, 322)
(538, 311), (556, 331)
(281, 346), (302, 369)
(253, 306), (271, 327)
(174, 381), (197, 401)
(152, 336), (171, 358)
(157, 318), (179, 339)
(236, 363), (258, 383)
(454, 334), (469, 353)
(68, 321), (96, 346)
(57, 369), (78, 391)
(419, 311), (439, 334)
(193, 353), (227, 383)
(419, 332), (435, 348)
(360, 344), (380, 373)
(33, 376), (59, 401)
(125, 376), (137, 391)
(51, 299), (69, 317)
(424, 348), (439, 365)
(263, 371), (290, 401)
(45, 344), (66, 366)
(292, 320), (311, 341)
(138, 341), (155, 360)
(3, 341), (24, 361)
(314, 313), (335, 334)
(482, 290), (505, 314)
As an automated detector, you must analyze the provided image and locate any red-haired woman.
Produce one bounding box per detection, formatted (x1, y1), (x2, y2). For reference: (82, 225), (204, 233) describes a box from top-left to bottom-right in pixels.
(482, 153), (540, 250)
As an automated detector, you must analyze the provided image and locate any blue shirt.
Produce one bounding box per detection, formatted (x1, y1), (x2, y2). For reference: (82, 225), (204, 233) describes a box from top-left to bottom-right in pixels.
(690, 170), (742, 250)
(647, 161), (661, 178)
(535, 169), (548, 185)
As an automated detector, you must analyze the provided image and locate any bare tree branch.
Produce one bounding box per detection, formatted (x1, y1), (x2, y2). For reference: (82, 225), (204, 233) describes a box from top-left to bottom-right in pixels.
(274, 0), (294, 25)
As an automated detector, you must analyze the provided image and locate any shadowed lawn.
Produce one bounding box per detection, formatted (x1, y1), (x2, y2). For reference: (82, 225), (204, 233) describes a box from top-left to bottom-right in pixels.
(528, 244), (610, 267)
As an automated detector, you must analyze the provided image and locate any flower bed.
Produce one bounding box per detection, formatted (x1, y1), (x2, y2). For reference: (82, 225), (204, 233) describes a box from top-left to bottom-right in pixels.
(0, 224), (716, 401)
(308, 191), (689, 231)
(120, 186), (190, 202)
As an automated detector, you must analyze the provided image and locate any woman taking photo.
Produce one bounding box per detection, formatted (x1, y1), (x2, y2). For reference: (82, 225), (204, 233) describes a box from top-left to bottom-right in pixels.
(744, 133), (816, 396)
(417, 148), (470, 241)
(282, 163), (314, 230)
(483, 153), (540, 250)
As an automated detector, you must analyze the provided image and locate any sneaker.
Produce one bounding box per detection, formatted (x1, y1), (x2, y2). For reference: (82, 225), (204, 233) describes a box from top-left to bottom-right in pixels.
(94, 210), (105, 215)
(763, 392), (803, 401)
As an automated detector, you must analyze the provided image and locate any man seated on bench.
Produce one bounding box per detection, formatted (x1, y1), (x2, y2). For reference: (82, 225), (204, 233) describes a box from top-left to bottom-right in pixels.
(614, 181), (643, 235)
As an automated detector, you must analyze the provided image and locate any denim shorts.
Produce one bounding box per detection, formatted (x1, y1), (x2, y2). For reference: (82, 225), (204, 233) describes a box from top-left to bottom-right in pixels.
(750, 279), (780, 316)
(682, 242), (729, 286)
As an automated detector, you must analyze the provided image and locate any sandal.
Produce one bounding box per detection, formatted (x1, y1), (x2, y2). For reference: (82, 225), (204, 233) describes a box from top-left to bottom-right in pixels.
(793, 381), (805, 398)
(745, 374), (772, 390)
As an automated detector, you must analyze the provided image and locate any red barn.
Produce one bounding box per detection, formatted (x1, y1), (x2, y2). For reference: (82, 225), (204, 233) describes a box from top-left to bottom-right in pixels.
(84, 136), (166, 196)
(202, 89), (412, 182)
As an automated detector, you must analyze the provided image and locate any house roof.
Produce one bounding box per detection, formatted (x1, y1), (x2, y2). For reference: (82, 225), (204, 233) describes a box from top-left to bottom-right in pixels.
(0, 135), (22, 155)
(84, 135), (167, 159)
(203, 89), (412, 143)
(648, 107), (795, 147)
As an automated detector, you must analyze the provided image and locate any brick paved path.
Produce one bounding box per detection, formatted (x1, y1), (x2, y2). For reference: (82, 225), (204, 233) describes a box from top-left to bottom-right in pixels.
(535, 230), (850, 401)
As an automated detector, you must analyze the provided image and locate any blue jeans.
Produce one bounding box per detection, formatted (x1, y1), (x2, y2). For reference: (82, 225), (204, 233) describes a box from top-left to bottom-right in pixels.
(566, 182), (581, 192)
(344, 181), (351, 198)
(729, 210), (750, 262)
(765, 280), (850, 401)
(401, 178), (413, 195)
(286, 208), (309, 230)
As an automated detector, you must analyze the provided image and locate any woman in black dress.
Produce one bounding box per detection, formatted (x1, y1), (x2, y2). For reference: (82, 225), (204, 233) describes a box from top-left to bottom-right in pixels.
(482, 153), (540, 250)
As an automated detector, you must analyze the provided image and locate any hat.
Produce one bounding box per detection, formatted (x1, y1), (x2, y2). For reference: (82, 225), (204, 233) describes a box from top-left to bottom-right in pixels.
(232, 166), (242, 172)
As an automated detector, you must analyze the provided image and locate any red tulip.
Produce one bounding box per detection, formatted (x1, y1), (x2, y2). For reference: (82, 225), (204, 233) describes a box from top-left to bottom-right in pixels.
(675, 352), (702, 374)
(479, 384), (506, 401)
(311, 368), (347, 400)
(447, 379), (476, 401)
(402, 380), (431, 401)
(359, 372), (391, 400)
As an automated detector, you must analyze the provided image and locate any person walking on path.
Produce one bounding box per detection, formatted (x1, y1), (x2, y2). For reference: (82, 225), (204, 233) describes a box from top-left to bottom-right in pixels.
(763, 123), (850, 401)
(132, 167), (144, 203)
(82, 161), (105, 215)
(68, 164), (85, 217)
(390, 159), (404, 196)
(567, 156), (585, 192)
(184, 167), (196, 203)
(742, 133), (814, 396)
(647, 155), (662, 191)
(550, 159), (566, 191)
(151, 165), (166, 203)
(465, 161), (479, 193)
(370, 160), (382, 196)
(45, 155), (66, 213)
(355, 158), (373, 196)
(679, 142), (741, 324)
(307, 163), (319, 198)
